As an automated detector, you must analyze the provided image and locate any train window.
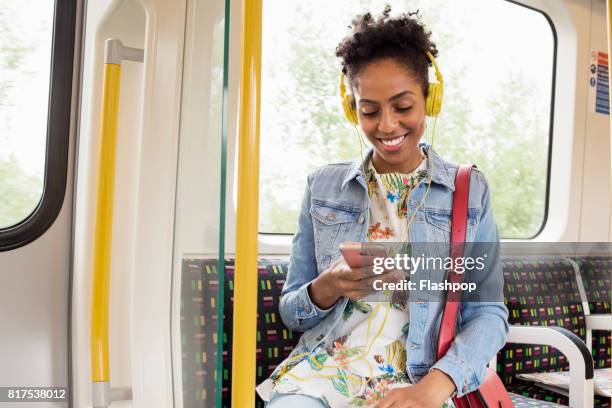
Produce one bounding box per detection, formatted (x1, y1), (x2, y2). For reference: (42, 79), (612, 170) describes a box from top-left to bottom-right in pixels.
(259, 0), (554, 239)
(0, 0), (76, 250)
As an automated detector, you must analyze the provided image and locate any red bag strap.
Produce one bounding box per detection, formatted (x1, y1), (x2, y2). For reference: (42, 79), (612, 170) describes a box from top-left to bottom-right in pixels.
(436, 164), (473, 359)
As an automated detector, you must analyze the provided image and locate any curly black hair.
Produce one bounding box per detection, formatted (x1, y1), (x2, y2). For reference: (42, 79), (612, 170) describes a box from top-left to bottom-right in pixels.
(336, 5), (438, 97)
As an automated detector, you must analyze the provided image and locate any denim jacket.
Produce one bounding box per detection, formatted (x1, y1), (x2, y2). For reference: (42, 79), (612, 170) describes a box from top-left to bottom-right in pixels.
(276, 144), (509, 397)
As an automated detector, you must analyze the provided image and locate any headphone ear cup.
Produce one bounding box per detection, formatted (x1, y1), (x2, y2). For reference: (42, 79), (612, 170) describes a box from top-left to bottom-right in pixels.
(426, 82), (443, 117)
(341, 94), (359, 125)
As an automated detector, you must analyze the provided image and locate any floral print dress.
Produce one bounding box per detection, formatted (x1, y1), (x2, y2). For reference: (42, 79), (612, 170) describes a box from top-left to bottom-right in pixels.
(260, 157), (453, 407)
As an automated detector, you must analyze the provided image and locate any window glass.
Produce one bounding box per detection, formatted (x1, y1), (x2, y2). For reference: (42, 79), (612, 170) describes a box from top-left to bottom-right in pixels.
(0, 0), (54, 228)
(259, 0), (553, 239)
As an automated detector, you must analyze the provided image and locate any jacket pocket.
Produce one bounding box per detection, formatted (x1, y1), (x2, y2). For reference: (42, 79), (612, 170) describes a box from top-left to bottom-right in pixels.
(310, 201), (361, 269)
(424, 207), (482, 242)
(422, 208), (452, 243)
(425, 209), (452, 232)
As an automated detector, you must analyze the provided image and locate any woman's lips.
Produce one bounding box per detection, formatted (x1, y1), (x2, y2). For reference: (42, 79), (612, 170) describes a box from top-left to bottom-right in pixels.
(377, 133), (407, 152)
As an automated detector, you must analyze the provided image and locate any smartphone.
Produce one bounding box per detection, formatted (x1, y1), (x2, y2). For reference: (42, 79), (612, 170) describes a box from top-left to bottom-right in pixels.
(339, 242), (387, 269)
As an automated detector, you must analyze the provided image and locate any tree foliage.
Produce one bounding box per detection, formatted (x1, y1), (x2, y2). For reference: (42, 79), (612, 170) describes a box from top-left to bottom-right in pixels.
(0, 0), (42, 228)
(0, 155), (41, 228)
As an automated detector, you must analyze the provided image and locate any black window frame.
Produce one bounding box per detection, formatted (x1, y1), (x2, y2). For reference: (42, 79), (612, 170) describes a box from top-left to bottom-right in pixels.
(0, 0), (77, 251)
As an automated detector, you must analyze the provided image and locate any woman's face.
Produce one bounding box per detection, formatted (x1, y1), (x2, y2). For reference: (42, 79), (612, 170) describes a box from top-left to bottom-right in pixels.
(352, 58), (426, 173)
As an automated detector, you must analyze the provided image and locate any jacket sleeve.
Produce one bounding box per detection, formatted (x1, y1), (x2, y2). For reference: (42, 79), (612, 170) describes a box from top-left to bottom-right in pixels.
(278, 173), (334, 331)
(431, 170), (509, 397)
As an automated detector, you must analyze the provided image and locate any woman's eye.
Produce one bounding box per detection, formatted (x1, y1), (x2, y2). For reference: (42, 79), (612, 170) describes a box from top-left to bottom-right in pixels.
(362, 110), (379, 117)
(396, 106), (413, 112)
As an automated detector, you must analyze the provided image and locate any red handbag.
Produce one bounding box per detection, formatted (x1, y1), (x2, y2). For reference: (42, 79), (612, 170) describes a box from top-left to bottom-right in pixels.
(436, 165), (514, 408)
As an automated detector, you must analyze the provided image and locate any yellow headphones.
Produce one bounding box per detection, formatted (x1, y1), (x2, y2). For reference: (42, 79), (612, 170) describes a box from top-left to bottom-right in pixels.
(339, 51), (444, 124)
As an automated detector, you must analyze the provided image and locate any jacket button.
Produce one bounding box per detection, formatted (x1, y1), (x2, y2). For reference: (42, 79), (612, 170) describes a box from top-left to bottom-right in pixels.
(358, 215), (365, 224)
(326, 213), (336, 221)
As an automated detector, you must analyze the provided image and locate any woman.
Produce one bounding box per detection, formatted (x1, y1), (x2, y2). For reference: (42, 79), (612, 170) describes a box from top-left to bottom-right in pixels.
(257, 7), (508, 408)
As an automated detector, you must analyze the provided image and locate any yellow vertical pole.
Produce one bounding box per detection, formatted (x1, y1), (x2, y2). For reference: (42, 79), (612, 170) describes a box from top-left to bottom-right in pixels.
(231, 0), (262, 406)
(92, 61), (121, 385)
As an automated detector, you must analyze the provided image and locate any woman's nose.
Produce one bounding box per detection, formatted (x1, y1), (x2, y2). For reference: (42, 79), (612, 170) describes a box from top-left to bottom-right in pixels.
(377, 109), (399, 134)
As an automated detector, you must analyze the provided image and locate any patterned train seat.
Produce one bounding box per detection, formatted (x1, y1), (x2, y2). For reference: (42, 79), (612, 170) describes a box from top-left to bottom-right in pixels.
(180, 258), (297, 408)
(572, 256), (612, 370)
(221, 259), (298, 407)
(180, 258), (221, 406)
(500, 256), (609, 407)
(181, 257), (597, 407)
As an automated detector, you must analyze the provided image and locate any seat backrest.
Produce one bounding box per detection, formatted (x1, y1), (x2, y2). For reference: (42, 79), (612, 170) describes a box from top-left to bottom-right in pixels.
(498, 256), (587, 385)
(572, 256), (612, 314)
(180, 258), (224, 407)
(180, 257), (295, 408)
(183, 256), (599, 405)
(572, 256), (612, 369)
(221, 258), (295, 407)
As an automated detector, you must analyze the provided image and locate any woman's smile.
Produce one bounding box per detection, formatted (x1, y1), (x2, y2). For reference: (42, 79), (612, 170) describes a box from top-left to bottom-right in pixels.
(377, 132), (409, 152)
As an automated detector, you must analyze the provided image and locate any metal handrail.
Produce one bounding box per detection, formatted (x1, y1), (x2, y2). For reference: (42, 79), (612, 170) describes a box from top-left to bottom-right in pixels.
(91, 38), (142, 408)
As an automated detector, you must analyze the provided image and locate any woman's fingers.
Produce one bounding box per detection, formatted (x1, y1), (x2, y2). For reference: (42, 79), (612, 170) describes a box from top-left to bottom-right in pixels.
(329, 256), (408, 300)
(330, 260), (375, 281)
(347, 265), (377, 280)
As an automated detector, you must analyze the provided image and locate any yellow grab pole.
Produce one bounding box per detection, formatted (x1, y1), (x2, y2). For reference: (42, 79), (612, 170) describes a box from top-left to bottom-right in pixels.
(231, 0), (263, 406)
(92, 61), (121, 385)
(91, 39), (142, 407)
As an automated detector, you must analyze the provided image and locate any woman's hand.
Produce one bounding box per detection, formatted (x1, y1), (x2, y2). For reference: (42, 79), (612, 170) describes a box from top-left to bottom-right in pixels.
(375, 369), (456, 408)
(308, 257), (402, 309)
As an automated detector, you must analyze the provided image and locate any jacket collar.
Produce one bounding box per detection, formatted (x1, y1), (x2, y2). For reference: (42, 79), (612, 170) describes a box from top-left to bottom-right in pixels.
(341, 143), (455, 191)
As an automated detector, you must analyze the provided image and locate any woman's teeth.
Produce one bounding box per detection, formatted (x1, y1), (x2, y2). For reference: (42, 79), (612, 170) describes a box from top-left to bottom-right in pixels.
(381, 135), (405, 146)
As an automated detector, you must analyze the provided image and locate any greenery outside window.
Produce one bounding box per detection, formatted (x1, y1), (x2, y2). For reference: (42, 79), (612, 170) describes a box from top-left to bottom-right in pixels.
(0, 0), (77, 251)
(259, 0), (554, 239)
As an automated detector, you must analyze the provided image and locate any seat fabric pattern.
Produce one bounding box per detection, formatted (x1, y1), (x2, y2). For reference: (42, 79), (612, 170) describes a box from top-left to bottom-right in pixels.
(500, 257), (610, 407)
(573, 256), (612, 314)
(498, 257), (596, 407)
(180, 258), (296, 408)
(572, 256), (612, 371)
(180, 258), (223, 407)
(221, 258), (297, 408)
(182, 257), (604, 407)
(499, 257), (586, 378)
